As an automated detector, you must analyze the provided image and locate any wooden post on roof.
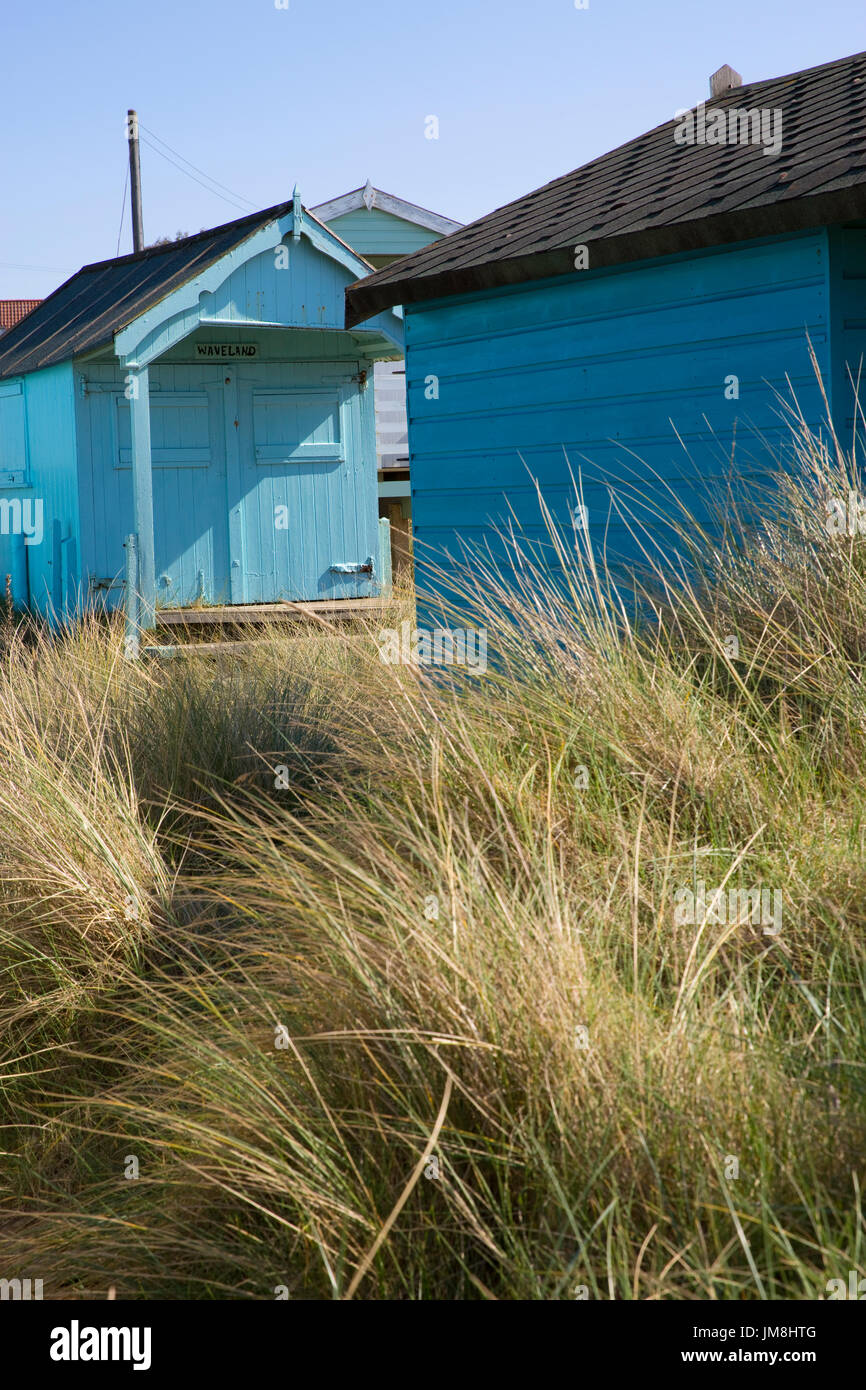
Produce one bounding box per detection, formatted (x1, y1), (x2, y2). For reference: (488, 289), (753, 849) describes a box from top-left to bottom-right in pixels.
(127, 110), (145, 253)
(710, 65), (742, 97)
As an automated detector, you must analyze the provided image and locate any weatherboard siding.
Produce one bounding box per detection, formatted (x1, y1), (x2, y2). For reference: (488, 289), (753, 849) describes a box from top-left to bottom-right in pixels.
(326, 208), (443, 259)
(0, 365), (80, 612)
(21, 364), (81, 616)
(828, 226), (866, 447)
(404, 230), (832, 595)
(0, 379), (29, 601)
(208, 236), (351, 329)
(373, 361), (410, 472)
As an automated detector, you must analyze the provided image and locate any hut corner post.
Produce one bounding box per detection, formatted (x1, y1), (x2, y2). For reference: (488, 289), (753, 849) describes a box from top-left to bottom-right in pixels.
(378, 516), (392, 597)
(128, 364), (157, 638)
(123, 532), (140, 659)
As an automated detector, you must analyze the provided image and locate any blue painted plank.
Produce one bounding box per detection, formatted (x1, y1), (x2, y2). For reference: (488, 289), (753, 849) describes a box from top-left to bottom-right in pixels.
(403, 230), (835, 603)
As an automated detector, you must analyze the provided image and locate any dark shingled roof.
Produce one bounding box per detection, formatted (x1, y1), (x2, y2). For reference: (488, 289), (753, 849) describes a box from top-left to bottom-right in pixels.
(0, 201), (296, 381)
(346, 49), (866, 327)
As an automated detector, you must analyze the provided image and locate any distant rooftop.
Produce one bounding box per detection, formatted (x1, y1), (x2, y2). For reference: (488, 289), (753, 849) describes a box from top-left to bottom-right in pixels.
(0, 299), (42, 332)
(311, 180), (461, 237)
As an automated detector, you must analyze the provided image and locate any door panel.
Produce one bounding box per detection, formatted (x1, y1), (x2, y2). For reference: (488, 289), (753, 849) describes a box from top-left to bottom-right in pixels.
(235, 363), (376, 602)
(113, 376), (229, 607)
(252, 389), (344, 464)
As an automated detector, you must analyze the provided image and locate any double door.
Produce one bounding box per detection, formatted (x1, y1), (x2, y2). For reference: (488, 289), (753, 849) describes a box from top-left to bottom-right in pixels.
(89, 359), (375, 606)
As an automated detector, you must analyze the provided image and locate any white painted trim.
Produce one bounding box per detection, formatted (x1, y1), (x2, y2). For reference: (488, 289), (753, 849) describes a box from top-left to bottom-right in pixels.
(115, 215), (293, 366)
(310, 188), (372, 221)
(311, 186), (461, 235)
(114, 208), (403, 366)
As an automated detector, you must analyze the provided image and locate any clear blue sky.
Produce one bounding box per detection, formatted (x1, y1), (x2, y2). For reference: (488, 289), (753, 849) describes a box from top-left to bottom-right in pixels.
(2, 0), (864, 299)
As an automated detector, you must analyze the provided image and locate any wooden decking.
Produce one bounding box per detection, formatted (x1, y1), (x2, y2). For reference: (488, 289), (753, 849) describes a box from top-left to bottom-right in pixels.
(142, 596), (389, 657)
(156, 597), (388, 628)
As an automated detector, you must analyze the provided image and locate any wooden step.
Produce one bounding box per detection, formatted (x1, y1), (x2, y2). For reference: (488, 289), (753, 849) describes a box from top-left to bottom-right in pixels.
(143, 634), (371, 658)
(156, 598), (388, 628)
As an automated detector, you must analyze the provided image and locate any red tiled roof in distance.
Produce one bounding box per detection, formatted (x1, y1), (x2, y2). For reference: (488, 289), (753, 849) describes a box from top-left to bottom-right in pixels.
(0, 300), (42, 330)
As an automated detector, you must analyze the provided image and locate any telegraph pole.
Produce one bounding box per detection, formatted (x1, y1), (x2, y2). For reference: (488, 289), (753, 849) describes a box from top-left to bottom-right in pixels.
(127, 110), (145, 252)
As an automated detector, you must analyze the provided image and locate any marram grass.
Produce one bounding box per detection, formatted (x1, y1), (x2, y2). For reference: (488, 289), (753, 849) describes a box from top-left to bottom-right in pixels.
(0, 413), (864, 1300)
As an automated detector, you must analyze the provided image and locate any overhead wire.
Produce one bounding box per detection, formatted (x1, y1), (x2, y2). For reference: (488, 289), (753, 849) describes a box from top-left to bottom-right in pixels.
(5, 127), (255, 280)
(138, 125), (256, 213)
(116, 162), (130, 257)
(0, 261), (75, 272)
(139, 123), (257, 208)
(138, 136), (252, 214)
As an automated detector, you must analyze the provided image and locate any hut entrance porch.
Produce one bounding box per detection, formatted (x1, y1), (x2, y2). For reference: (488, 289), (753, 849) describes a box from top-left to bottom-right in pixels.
(86, 356), (374, 609)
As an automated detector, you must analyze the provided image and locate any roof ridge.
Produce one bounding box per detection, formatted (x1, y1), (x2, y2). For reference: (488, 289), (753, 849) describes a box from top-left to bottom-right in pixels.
(705, 46), (866, 98)
(78, 199), (293, 275)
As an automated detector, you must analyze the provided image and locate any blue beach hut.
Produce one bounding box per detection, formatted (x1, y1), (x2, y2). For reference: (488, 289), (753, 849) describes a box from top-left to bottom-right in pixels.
(345, 52), (866, 605)
(0, 193), (404, 623)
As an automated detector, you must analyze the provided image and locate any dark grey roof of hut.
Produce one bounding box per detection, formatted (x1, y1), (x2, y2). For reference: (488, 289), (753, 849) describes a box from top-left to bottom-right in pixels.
(346, 49), (866, 327)
(0, 198), (345, 381)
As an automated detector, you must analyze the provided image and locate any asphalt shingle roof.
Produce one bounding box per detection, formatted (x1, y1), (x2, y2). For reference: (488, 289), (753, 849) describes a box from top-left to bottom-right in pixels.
(345, 50), (866, 327)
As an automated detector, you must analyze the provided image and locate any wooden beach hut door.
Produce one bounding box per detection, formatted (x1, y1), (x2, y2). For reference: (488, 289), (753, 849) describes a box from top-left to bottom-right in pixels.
(113, 375), (230, 607)
(232, 362), (376, 602)
(106, 360), (375, 608)
(84, 371), (229, 609)
(152, 383), (231, 605)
